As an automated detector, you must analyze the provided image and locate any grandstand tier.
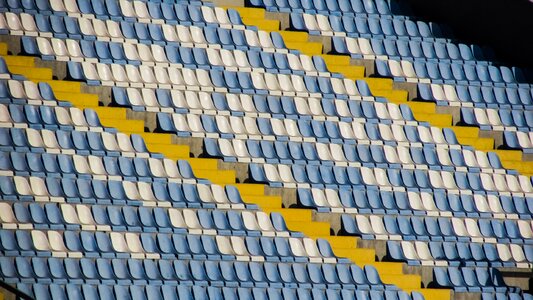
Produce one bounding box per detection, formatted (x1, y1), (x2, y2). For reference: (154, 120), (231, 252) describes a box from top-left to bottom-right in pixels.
(0, 0), (532, 299)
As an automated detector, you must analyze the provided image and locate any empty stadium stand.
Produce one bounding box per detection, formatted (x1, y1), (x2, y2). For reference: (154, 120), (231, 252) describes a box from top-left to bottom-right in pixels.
(0, 0), (532, 299)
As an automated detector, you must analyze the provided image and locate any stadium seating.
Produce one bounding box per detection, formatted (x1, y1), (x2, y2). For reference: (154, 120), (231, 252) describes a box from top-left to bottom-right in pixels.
(0, 0), (532, 299)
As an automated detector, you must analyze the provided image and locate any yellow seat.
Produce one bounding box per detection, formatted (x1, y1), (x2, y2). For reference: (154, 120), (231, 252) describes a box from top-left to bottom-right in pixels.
(320, 54), (351, 66)
(146, 144), (189, 159)
(264, 208), (312, 222)
(3, 55), (35, 67)
(493, 150), (522, 161)
(328, 65), (366, 79)
(364, 77), (393, 90)
(371, 262), (404, 275)
(99, 119), (145, 133)
(413, 113), (452, 127)
(225, 7), (265, 19)
(310, 236), (358, 249)
(8, 66), (52, 80)
(381, 274), (421, 290)
(332, 248), (375, 264)
(276, 31), (309, 42)
(241, 18), (279, 31)
(285, 221), (330, 236)
(0, 43), (8, 55)
(373, 89), (409, 103)
(41, 80), (81, 93)
(187, 158), (219, 170)
(447, 126), (479, 138)
(91, 107), (126, 119)
(232, 183), (265, 196)
(284, 42), (323, 55)
(242, 195), (282, 209)
(406, 102), (436, 113)
(139, 133), (172, 145)
(412, 288), (451, 300)
(457, 137), (494, 150)
(54, 92), (100, 107)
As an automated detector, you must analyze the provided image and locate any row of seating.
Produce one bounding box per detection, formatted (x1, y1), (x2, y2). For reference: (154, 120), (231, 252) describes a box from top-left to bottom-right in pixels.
(0, 175), (259, 207)
(460, 107), (533, 132)
(28, 36), (337, 76)
(17, 283), (432, 300)
(387, 240), (532, 268)
(2, 228), (335, 261)
(68, 61), (370, 98)
(291, 13), (447, 42)
(297, 187), (533, 218)
(156, 113), (460, 146)
(0, 256), (392, 289)
(375, 59), (524, 87)
(13, 283), (427, 300)
(250, 162), (533, 193)
(417, 82), (533, 109)
(341, 214), (533, 244)
(332, 36), (490, 64)
(204, 137), (509, 172)
(433, 267), (514, 293)
(2, 13), (287, 52)
(113, 87), (409, 122)
(249, 0), (398, 17)
(0, 203), (295, 236)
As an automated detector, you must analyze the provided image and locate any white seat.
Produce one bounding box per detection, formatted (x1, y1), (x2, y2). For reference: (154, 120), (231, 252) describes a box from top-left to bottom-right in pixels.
(230, 236), (249, 256)
(125, 232), (144, 254)
(443, 84), (460, 102)
(414, 241), (433, 261)
(256, 211), (275, 232)
(31, 230), (50, 251)
(47, 230), (68, 253)
(20, 13), (38, 33)
(430, 84), (447, 102)
(137, 181), (158, 202)
(119, 0), (136, 18)
(168, 208), (186, 228)
(64, 0), (80, 14)
(451, 218), (468, 237)
(214, 7), (231, 26)
(50, 0), (66, 12)
(183, 209), (202, 230)
(0, 203), (17, 225)
(303, 13), (319, 31)
(361, 167), (377, 186)
(316, 14), (332, 32)
(472, 194), (491, 214)
(106, 20), (123, 39)
(518, 220), (533, 239)
(401, 241), (419, 260)
(355, 215), (373, 235)
(357, 38), (374, 57)
(123, 181), (141, 201)
(92, 19), (110, 38)
(148, 158), (168, 178)
(133, 1), (151, 19)
(289, 238), (307, 257)
(496, 244), (513, 263)
(242, 211), (260, 231)
(278, 164), (296, 184)
(464, 218), (482, 238)
(244, 30), (260, 48)
(101, 132), (120, 152)
(369, 215), (388, 237)
(215, 236), (234, 255)
(76, 204), (96, 227)
(110, 232), (130, 253)
(345, 37), (361, 55)
(257, 31), (274, 49)
(88, 155), (106, 176)
(201, 6), (217, 24)
(510, 244), (527, 264)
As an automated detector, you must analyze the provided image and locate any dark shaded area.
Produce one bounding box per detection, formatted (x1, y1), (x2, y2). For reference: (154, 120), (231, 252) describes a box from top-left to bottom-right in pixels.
(401, 0), (533, 70)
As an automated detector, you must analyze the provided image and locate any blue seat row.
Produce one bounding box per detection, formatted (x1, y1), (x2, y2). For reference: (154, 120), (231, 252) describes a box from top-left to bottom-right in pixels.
(461, 107), (533, 131)
(0, 256), (392, 290)
(433, 267), (515, 293)
(17, 283), (424, 300)
(249, 0), (397, 17)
